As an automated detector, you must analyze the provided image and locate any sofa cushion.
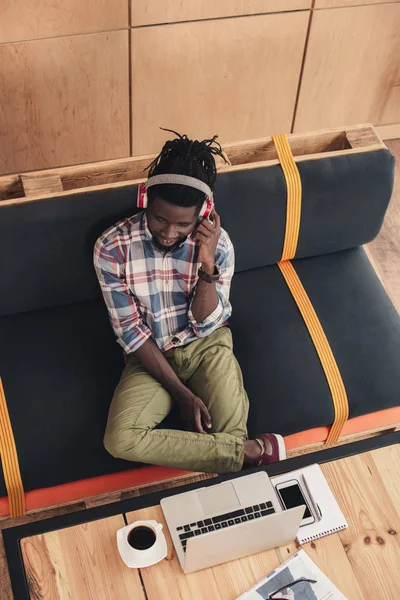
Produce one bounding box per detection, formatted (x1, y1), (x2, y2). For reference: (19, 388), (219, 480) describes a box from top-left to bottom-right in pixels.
(0, 300), (129, 494)
(230, 247), (400, 437)
(216, 149), (394, 272)
(0, 149), (394, 317)
(1, 247), (399, 496)
(0, 188), (138, 317)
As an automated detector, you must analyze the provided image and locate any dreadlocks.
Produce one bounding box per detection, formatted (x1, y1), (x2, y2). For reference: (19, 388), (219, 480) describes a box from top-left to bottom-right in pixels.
(146, 128), (227, 211)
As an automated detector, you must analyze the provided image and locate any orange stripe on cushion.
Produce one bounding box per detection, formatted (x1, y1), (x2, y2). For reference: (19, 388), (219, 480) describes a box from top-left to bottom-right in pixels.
(0, 408), (398, 517)
(0, 378), (25, 517)
(284, 406), (400, 450)
(272, 134), (302, 260)
(0, 465), (190, 515)
(278, 261), (349, 444)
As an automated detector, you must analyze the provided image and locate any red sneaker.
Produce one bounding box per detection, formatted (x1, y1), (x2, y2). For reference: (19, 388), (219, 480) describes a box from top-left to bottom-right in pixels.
(252, 433), (286, 466)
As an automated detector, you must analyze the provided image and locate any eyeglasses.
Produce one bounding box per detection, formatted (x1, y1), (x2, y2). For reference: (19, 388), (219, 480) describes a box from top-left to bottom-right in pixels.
(268, 577), (317, 599)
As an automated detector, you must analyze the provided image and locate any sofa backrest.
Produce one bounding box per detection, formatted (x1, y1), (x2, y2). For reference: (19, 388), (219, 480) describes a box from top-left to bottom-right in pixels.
(216, 149), (394, 271)
(0, 148), (394, 317)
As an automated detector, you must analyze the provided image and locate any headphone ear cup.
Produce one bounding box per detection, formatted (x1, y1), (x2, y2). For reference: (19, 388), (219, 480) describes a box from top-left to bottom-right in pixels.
(200, 197), (213, 219)
(137, 183), (148, 209)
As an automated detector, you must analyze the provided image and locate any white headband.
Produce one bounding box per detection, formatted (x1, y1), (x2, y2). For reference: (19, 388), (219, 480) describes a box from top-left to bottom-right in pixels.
(146, 174), (212, 199)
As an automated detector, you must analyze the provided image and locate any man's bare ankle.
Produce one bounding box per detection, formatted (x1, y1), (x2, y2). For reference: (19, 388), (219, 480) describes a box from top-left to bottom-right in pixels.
(243, 439), (263, 462)
(243, 437), (274, 463)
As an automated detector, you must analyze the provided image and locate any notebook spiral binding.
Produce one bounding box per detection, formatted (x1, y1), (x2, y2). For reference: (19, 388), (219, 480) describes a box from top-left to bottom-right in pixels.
(301, 523), (347, 544)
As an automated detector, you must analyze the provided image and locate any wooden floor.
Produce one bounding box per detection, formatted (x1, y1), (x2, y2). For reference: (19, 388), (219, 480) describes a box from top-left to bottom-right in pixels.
(20, 445), (400, 600)
(1, 139), (400, 599)
(364, 139), (400, 313)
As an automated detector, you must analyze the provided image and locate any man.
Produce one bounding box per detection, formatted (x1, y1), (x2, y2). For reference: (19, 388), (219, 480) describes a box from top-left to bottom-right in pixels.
(94, 130), (286, 473)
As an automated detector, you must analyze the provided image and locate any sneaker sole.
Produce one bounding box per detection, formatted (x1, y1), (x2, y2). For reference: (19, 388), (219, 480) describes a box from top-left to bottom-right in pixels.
(274, 434), (287, 460)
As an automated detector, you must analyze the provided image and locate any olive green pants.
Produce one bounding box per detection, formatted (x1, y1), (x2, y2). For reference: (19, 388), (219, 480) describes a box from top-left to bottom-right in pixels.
(104, 328), (249, 473)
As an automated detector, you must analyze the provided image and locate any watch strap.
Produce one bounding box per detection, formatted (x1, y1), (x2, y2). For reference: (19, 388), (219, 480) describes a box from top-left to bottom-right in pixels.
(198, 265), (221, 283)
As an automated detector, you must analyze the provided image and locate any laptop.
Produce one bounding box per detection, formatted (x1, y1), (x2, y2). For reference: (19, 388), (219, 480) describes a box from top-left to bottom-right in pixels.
(161, 471), (305, 573)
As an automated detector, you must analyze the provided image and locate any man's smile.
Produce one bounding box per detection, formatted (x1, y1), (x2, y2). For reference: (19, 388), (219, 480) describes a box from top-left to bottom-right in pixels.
(154, 235), (181, 248)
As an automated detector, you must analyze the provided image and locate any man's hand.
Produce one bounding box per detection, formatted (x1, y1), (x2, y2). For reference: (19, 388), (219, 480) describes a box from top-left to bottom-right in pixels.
(192, 209), (221, 274)
(176, 391), (212, 434)
(135, 340), (212, 433)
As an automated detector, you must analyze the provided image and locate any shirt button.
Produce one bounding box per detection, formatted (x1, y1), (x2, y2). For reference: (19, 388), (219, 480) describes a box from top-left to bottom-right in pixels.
(171, 336), (180, 345)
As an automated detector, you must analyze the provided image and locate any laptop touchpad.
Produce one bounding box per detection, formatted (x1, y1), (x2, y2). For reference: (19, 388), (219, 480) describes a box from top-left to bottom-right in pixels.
(198, 482), (240, 515)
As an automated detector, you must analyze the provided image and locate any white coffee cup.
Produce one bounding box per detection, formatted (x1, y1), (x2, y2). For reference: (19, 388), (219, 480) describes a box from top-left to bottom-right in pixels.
(117, 519), (167, 568)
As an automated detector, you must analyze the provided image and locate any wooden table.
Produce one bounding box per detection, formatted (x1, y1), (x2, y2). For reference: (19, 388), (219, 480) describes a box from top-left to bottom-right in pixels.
(7, 440), (400, 599)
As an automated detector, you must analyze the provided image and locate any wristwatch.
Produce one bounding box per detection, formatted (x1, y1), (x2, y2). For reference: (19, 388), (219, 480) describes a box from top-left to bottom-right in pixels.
(198, 264), (221, 283)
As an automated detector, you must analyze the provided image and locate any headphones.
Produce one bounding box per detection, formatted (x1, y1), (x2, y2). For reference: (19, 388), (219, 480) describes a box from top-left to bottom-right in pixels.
(137, 174), (214, 219)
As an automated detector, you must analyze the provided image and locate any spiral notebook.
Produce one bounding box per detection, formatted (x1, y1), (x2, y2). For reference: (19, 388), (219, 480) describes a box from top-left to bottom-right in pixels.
(272, 463), (348, 544)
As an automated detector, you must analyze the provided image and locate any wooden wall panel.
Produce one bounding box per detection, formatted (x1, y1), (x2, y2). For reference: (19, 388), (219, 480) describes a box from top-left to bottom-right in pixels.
(131, 13), (309, 155)
(131, 0), (310, 26)
(0, 31), (130, 175)
(294, 4), (400, 132)
(0, 0), (128, 44)
(315, 0), (399, 8)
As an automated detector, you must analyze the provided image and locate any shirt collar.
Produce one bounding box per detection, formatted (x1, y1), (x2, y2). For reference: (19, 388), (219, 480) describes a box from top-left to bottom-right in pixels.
(141, 211), (153, 242)
(141, 211), (193, 252)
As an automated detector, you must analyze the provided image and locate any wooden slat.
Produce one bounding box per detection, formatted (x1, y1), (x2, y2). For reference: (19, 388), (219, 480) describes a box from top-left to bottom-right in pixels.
(0, 155), (153, 202)
(21, 515), (146, 600)
(131, 12), (309, 155)
(286, 422), (400, 459)
(211, 550), (281, 600)
(345, 124), (383, 149)
(220, 123), (382, 167)
(0, 500), (89, 600)
(0, 31), (130, 175)
(0, 0), (128, 44)
(322, 453), (400, 599)
(224, 127), (350, 166)
(0, 124), (385, 203)
(131, 0), (310, 26)
(294, 4), (400, 132)
(0, 142), (386, 207)
(21, 174), (63, 197)
(303, 535), (364, 600)
(372, 445), (400, 515)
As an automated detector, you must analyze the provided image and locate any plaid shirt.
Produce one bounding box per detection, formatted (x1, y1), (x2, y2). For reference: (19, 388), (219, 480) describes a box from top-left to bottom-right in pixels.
(94, 211), (234, 353)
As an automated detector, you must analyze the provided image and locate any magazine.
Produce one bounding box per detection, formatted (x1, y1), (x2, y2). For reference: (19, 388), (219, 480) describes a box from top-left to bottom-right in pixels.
(236, 550), (348, 599)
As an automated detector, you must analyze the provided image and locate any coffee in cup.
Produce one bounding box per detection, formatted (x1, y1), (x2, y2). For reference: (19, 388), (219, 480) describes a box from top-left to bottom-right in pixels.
(127, 525), (156, 550)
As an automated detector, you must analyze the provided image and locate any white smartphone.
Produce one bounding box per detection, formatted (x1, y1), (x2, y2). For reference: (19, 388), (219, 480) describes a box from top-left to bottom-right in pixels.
(275, 479), (315, 527)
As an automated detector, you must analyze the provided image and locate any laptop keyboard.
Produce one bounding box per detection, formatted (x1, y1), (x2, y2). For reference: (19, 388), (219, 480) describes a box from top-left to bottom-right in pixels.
(177, 501), (275, 552)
